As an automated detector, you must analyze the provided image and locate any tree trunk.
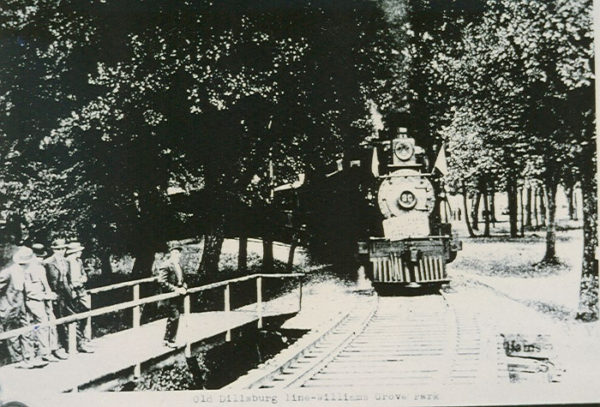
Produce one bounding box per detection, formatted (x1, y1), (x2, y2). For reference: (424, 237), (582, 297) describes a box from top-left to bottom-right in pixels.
(489, 193), (496, 227)
(199, 211), (225, 276)
(519, 187), (525, 237)
(238, 235), (248, 273)
(565, 185), (577, 221)
(539, 186), (546, 227)
(483, 186), (490, 237)
(132, 243), (159, 323)
(99, 251), (113, 276)
(200, 233), (224, 276)
(541, 178), (559, 263)
(525, 186), (532, 227)
(131, 244), (157, 278)
(462, 182), (476, 238)
(572, 188), (579, 221)
(490, 181), (497, 223)
(262, 238), (274, 273)
(286, 238), (298, 273)
(576, 169), (598, 321)
(507, 177), (519, 237)
(533, 186), (539, 228)
(471, 192), (481, 231)
(261, 205), (275, 273)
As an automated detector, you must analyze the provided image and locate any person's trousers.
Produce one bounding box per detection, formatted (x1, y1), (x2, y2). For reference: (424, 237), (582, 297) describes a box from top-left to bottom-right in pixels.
(53, 300), (69, 350)
(2, 312), (34, 363)
(61, 293), (90, 350)
(163, 297), (182, 343)
(26, 299), (57, 357)
(45, 300), (65, 351)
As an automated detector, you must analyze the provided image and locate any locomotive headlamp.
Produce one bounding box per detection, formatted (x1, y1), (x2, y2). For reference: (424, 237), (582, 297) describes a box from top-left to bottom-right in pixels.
(394, 140), (414, 161)
(391, 137), (418, 167)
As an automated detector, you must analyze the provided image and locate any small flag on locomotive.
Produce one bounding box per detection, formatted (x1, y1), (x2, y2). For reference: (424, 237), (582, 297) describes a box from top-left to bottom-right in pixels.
(357, 129), (461, 292)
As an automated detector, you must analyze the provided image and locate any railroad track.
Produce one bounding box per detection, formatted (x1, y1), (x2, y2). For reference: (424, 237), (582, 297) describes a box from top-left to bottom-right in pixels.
(228, 291), (505, 389)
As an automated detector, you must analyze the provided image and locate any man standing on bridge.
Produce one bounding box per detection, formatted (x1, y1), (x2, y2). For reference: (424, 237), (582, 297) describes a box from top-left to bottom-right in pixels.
(156, 244), (187, 348)
(63, 242), (94, 353)
(43, 238), (70, 354)
(24, 244), (68, 362)
(0, 247), (44, 368)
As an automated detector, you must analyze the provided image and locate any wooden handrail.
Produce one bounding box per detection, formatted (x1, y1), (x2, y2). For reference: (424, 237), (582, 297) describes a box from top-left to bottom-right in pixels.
(0, 272), (304, 342)
(261, 273), (304, 278)
(87, 276), (158, 294)
(84, 272), (303, 296)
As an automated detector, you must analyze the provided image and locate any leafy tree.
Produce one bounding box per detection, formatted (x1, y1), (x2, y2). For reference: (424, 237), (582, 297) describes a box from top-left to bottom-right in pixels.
(40, 0), (392, 277)
(437, 0), (596, 318)
(0, 0), (102, 248)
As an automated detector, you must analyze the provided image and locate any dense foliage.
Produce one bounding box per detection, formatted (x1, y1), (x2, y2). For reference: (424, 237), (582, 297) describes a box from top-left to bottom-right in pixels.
(0, 0), (392, 273)
(0, 0), (596, 319)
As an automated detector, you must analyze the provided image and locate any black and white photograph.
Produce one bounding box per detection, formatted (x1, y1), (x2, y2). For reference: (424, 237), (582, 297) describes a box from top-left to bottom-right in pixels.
(0, 0), (597, 406)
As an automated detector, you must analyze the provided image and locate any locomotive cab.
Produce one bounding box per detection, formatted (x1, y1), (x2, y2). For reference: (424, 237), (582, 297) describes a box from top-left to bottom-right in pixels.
(359, 130), (461, 292)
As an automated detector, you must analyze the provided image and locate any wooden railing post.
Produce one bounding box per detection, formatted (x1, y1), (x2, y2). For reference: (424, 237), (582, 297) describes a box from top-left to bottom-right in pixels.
(224, 283), (231, 342)
(256, 276), (263, 329)
(132, 284), (140, 328)
(68, 322), (78, 355)
(85, 294), (92, 341)
(183, 292), (191, 357)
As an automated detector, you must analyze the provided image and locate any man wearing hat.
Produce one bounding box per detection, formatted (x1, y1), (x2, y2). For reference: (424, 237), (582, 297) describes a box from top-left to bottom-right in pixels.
(156, 244), (187, 348)
(30, 244), (69, 360)
(44, 239), (69, 295)
(43, 238), (70, 352)
(63, 242), (94, 353)
(24, 244), (66, 362)
(0, 247), (45, 368)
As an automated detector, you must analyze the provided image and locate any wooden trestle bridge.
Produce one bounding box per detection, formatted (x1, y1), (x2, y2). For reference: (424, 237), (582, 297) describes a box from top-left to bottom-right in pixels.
(0, 272), (304, 396)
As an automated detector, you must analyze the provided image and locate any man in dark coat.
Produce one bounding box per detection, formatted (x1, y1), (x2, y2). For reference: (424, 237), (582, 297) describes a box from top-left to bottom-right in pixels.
(156, 245), (187, 348)
(61, 242), (94, 353)
(43, 238), (69, 352)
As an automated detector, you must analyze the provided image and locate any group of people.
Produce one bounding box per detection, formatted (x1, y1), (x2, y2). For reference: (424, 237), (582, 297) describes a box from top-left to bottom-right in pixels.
(0, 239), (94, 369)
(0, 239), (189, 368)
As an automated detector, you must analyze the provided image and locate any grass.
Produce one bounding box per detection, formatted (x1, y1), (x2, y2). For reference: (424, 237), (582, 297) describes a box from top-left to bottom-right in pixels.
(449, 225), (584, 320)
(455, 256), (570, 278)
(451, 225), (580, 279)
(523, 300), (575, 322)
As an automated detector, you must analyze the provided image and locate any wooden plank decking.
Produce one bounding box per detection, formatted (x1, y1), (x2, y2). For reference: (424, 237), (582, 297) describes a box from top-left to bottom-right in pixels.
(0, 302), (298, 397)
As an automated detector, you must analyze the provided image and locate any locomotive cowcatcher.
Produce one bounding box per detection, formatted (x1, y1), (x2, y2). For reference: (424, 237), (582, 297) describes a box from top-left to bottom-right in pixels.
(358, 128), (461, 292)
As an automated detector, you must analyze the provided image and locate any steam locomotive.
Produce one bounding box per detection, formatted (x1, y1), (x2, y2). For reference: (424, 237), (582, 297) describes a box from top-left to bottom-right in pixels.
(358, 129), (461, 292)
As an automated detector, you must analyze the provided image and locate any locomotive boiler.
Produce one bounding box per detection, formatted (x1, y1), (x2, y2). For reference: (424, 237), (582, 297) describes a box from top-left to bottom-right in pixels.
(358, 130), (461, 291)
